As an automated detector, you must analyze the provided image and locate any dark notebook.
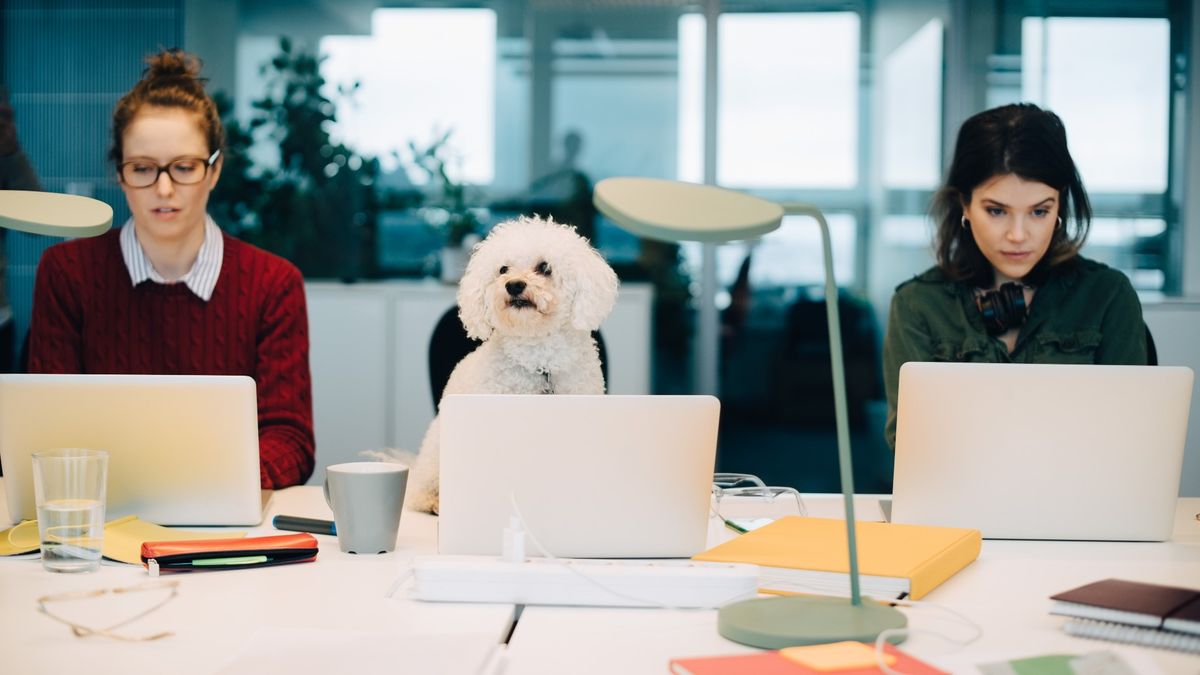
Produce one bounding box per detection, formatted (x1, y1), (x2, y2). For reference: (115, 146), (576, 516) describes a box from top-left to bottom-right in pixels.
(1163, 595), (1200, 635)
(1051, 578), (1200, 635)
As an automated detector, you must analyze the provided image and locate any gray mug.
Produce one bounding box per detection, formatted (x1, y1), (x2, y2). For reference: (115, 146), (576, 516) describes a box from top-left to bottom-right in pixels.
(323, 462), (409, 554)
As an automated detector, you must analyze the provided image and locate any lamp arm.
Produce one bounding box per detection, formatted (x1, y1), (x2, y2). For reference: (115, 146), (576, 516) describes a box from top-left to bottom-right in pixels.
(780, 202), (861, 607)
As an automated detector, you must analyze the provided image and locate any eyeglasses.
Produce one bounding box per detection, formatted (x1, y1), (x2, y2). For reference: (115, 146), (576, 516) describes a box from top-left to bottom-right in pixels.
(36, 579), (179, 641)
(713, 472), (807, 519)
(118, 149), (220, 188)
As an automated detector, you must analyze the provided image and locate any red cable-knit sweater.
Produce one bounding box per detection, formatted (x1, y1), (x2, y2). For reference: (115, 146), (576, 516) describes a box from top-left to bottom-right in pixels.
(28, 227), (315, 489)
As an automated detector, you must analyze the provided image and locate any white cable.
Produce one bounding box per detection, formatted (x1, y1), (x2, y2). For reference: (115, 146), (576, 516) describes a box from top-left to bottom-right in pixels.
(870, 597), (984, 675)
(386, 553), (417, 599)
(385, 566), (414, 599)
(475, 643), (508, 675)
(506, 493), (751, 611)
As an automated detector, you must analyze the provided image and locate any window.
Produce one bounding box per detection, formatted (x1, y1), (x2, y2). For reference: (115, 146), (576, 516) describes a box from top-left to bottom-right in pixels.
(550, 37), (680, 182)
(682, 213), (857, 293)
(1019, 16), (1173, 292)
(677, 14), (705, 183)
(1022, 17), (1170, 193)
(321, 8), (497, 184)
(676, 12), (861, 188)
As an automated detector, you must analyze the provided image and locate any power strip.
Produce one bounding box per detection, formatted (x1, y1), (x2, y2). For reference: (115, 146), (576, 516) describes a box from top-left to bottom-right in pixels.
(411, 555), (759, 608)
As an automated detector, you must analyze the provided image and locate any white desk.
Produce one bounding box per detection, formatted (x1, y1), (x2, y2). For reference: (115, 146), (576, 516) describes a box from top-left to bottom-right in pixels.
(2, 485), (1198, 674)
(505, 497), (1200, 674)
(0, 485), (516, 675)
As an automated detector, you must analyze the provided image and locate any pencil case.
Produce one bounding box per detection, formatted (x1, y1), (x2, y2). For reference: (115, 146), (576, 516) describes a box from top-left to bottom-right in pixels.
(141, 532), (318, 575)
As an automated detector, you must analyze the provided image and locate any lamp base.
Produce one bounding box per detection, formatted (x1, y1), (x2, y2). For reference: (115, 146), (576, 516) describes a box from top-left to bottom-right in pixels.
(718, 595), (908, 649)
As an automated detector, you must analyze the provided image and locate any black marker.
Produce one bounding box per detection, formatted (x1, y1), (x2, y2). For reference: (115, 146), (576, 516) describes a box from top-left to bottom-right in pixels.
(273, 515), (336, 536)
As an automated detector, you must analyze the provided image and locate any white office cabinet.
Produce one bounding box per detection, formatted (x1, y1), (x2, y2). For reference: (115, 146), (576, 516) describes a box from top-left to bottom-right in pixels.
(391, 287), (459, 454)
(304, 284), (393, 484)
(304, 280), (653, 484)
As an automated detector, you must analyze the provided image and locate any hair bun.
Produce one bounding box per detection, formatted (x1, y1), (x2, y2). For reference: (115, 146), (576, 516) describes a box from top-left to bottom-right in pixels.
(110, 48), (223, 166)
(144, 49), (203, 85)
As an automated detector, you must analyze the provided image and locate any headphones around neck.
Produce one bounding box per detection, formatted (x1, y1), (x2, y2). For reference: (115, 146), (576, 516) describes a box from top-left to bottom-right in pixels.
(977, 282), (1028, 335)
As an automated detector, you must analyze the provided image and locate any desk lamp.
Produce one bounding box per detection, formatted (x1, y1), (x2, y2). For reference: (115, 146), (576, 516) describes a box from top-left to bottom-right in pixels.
(594, 177), (906, 648)
(0, 189), (113, 236)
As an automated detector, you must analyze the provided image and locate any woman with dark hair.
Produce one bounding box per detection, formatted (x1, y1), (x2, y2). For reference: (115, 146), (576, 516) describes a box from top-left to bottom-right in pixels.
(27, 49), (315, 488)
(882, 103), (1146, 449)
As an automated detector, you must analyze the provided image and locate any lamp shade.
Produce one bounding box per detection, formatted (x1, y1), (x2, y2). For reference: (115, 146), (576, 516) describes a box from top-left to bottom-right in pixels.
(594, 177), (782, 242)
(0, 190), (112, 237)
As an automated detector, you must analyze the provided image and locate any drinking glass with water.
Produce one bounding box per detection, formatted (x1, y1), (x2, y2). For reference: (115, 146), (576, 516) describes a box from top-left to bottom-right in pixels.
(31, 448), (108, 573)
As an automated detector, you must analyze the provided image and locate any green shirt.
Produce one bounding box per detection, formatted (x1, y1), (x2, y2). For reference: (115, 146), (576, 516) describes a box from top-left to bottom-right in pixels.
(882, 256), (1147, 449)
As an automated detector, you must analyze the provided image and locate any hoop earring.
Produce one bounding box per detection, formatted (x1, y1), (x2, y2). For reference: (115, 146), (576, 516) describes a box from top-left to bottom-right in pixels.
(961, 216), (970, 230)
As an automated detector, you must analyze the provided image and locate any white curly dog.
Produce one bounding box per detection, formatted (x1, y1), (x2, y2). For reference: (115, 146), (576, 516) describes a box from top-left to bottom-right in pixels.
(406, 215), (619, 514)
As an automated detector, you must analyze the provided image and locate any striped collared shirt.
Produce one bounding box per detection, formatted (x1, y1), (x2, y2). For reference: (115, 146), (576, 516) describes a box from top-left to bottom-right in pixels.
(118, 216), (224, 302)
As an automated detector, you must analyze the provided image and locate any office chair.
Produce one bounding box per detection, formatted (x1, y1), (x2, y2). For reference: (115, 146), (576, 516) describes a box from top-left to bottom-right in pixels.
(427, 307), (609, 411)
(1145, 324), (1157, 366)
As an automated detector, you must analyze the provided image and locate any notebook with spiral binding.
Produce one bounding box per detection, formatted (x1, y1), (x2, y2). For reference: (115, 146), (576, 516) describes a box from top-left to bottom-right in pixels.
(1050, 579), (1200, 654)
(1062, 618), (1200, 654)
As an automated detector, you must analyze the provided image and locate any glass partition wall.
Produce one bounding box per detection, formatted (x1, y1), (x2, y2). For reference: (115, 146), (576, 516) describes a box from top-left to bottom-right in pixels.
(221, 0), (1196, 493)
(4, 0), (1189, 491)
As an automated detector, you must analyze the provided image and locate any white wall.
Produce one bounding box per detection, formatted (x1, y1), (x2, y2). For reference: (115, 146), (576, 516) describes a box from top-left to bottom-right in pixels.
(1185, 0), (1200, 297)
(1144, 302), (1200, 497)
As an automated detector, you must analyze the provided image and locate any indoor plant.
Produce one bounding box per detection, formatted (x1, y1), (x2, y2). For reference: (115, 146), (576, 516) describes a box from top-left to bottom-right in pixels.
(209, 37), (380, 281)
(408, 130), (486, 282)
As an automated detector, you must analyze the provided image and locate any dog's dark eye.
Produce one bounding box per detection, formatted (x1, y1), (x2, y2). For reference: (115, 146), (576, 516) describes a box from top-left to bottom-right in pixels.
(536, 261), (552, 276)
(499, 265), (509, 275)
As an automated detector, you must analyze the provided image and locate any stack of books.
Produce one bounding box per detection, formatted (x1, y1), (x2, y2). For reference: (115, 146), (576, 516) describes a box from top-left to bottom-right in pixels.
(1050, 578), (1200, 653)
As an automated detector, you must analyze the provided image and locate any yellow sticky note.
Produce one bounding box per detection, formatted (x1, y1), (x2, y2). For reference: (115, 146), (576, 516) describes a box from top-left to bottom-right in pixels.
(0, 520), (41, 555)
(1, 516), (245, 563)
(103, 516), (245, 565)
(780, 641), (896, 671)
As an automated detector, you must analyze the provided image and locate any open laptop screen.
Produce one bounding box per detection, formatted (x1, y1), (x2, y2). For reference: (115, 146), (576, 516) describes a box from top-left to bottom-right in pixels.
(0, 374), (263, 526)
(892, 363), (1192, 541)
(438, 394), (720, 558)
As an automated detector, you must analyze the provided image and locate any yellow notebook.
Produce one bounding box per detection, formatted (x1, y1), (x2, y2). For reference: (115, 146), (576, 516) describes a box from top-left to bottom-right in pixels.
(693, 516), (980, 600)
(0, 515), (244, 564)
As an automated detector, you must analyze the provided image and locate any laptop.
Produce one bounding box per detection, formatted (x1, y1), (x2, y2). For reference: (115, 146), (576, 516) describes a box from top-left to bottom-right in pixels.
(438, 394), (720, 557)
(0, 374), (264, 526)
(891, 363), (1193, 541)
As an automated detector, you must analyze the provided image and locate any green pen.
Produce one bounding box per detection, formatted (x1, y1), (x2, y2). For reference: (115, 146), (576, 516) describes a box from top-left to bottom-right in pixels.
(191, 555), (269, 567)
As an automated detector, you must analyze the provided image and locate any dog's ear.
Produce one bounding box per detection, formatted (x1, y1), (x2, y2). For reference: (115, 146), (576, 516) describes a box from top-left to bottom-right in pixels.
(567, 239), (620, 332)
(456, 239), (494, 340)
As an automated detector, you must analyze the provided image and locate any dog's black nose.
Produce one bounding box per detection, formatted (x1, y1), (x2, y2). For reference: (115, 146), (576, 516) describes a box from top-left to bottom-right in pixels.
(506, 280), (527, 296)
